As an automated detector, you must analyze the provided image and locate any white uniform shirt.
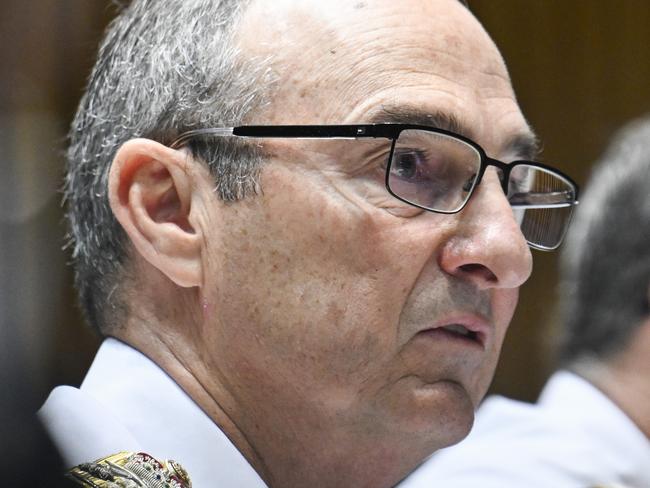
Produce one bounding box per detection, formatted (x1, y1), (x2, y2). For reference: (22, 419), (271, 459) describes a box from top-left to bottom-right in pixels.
(39, 338), (268, 488)
(399, 371), (650, 488)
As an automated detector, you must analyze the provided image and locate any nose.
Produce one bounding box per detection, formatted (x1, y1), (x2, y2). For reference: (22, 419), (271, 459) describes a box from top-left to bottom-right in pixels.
(439, 169), (533, 290)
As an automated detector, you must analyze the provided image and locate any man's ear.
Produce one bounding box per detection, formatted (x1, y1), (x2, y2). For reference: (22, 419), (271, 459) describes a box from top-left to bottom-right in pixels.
(108, 138), (203, 288)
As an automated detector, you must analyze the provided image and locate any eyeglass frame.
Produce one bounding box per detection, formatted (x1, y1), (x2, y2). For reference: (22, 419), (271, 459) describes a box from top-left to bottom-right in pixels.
(170, 123), (580, 249)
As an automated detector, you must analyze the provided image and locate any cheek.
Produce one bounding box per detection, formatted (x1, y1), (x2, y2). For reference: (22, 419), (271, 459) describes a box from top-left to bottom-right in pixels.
(206, 166), (409, 391)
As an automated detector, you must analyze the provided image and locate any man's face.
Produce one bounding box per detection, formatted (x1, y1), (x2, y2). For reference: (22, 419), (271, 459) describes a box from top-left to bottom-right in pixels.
(197, 0), (533, 456)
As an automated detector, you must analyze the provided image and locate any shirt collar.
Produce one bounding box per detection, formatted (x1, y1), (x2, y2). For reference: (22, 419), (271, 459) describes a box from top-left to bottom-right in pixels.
(80, 337), (268, 488)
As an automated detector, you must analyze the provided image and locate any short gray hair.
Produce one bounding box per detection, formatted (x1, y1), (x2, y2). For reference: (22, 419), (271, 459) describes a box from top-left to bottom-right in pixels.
(558, 117), (650, 364)
(65, 0), (271, 333)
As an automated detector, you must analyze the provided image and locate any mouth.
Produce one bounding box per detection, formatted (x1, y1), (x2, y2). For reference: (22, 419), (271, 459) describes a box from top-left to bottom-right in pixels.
(439, 323), (479, 342)
(418, 315), (490, 349)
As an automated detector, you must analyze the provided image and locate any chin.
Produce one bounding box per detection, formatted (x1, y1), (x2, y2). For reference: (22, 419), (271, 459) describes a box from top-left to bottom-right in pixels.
(393, 379), (476, 448)
(441, 411), (475, 447)
(431, 398), (475, 449)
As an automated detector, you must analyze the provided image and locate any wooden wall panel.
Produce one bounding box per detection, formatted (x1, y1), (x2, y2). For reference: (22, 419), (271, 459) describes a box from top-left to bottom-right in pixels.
(471, 0), (650, 400)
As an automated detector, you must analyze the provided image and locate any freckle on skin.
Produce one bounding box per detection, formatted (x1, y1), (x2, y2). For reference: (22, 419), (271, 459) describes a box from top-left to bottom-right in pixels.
(325, 301), (344, 325)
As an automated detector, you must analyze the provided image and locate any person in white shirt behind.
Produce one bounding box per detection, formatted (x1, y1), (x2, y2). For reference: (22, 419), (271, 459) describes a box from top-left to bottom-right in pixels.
(400, 117), (650, 488)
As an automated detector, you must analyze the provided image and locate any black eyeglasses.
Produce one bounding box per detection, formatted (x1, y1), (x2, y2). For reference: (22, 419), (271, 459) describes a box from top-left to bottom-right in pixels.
(170, 124), (579, 251)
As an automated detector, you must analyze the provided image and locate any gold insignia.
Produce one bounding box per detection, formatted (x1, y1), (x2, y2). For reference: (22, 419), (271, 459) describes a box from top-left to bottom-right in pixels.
(67, 451), (192, 487)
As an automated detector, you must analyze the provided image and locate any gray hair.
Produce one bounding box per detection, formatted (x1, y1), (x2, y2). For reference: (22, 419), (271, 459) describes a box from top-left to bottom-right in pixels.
(64, 0), (272, 333)
(558, 117), (650, 364)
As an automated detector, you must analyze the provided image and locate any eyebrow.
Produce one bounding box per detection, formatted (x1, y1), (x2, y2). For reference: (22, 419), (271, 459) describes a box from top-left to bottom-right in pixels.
(366, 105), (540, 161)
(502, 132), (541, 161)
(368, 106), (468, 135)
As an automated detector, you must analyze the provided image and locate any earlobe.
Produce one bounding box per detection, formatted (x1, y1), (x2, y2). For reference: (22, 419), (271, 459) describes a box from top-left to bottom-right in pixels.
(108, 138), (203, 288)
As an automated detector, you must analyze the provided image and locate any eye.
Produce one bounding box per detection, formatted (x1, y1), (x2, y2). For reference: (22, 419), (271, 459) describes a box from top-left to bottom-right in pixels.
(461, 173), (478, 193)
(388, 130), (483, 213)
(391, 149), (429, 181)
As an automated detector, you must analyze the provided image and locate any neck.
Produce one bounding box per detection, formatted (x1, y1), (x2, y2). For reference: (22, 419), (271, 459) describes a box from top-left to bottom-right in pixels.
(116, 322), (432, 488)
(114, 272), (435, 487)
(239, 412), (433, 488)
(113, 322), (272, 481)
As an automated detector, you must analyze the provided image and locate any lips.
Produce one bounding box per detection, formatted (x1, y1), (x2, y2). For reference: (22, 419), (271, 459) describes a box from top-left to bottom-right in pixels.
(419, 314), (490, 348)
(439, 323), (477, 340)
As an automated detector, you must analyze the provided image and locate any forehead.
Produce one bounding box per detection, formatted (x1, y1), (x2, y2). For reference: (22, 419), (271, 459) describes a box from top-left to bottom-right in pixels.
(238, 0), (528, 147)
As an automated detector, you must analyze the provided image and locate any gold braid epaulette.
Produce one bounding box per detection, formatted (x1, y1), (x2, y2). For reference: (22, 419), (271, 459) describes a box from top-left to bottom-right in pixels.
(67, 451), (192, 487)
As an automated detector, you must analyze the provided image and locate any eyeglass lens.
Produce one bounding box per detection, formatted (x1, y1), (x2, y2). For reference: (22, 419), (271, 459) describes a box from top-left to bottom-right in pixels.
(508, 165), (575, 249)
(388, 130), (481, 213)
(387, 129), (576, 249)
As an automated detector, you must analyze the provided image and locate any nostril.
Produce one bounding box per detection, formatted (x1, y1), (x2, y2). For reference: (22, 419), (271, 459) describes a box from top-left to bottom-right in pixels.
(458, 263), (498, 283)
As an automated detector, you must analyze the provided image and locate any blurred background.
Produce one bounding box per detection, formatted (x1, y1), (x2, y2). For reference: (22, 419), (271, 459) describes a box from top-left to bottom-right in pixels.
(1, 0), (650, 445)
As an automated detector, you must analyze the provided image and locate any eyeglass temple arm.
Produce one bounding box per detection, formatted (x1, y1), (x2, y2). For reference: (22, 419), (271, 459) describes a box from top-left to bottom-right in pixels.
(170, 128), (235, 148)
(233, 125), (399, 139)
(169, 125), (400, 148)
(509, 190), (579, 209)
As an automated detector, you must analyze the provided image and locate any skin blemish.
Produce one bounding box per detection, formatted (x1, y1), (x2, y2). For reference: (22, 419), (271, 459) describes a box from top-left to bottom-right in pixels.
(202, 298), (212, 321)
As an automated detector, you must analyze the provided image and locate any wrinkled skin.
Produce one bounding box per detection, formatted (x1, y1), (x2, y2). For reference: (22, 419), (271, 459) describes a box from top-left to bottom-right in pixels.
(112, 0), (534, 486)
(199, 0), (533, 485)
